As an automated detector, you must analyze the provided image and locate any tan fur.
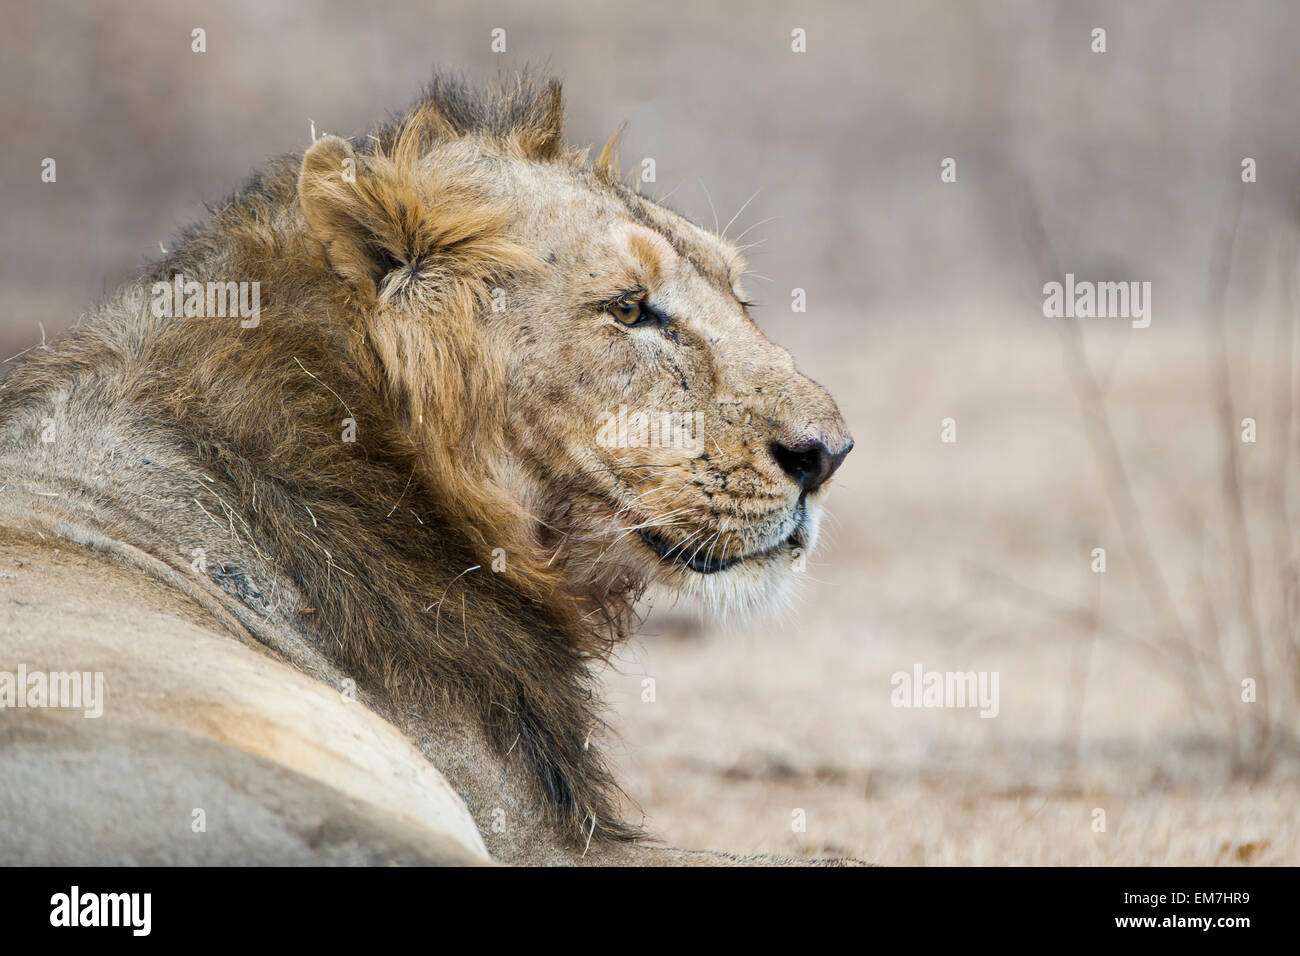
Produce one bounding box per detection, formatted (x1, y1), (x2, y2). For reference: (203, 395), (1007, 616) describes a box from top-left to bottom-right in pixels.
(0, 74), (852, 863)
(594, 123), (627, 185)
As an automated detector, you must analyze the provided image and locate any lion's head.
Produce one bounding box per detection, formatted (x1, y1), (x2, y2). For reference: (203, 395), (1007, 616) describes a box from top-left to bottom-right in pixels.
(296, 77), (852, 627)
(0, 74), (855, 854)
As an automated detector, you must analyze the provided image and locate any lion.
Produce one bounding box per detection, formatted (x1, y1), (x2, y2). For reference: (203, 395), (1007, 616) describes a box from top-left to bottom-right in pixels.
(0, 75), (853, 865)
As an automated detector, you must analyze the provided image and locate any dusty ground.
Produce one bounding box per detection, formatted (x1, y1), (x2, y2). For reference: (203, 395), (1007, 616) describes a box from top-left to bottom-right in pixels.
(601, 318), (1300, 865)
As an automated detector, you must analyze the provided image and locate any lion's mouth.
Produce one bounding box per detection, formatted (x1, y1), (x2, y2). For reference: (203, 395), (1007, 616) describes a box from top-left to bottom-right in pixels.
(638, 500), (807, 575)
(638, 528), (743, 574)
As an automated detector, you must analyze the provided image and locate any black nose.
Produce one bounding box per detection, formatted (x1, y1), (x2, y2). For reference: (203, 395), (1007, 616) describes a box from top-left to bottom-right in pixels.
(769, 437), (853, 493)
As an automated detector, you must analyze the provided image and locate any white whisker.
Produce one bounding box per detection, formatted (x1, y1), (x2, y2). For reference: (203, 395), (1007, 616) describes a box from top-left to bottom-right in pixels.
(722, 188), (761, 241)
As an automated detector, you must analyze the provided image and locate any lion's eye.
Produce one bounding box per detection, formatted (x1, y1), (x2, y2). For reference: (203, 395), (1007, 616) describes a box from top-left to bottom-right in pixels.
(611, 299), (644, 326)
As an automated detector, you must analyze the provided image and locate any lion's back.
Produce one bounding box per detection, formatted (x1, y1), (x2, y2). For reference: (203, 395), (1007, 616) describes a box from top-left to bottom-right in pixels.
(0, 525), (491, 866)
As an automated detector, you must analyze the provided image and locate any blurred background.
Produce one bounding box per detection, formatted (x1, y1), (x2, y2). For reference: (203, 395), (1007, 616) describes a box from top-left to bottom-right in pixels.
(4, 0), (1299, 863)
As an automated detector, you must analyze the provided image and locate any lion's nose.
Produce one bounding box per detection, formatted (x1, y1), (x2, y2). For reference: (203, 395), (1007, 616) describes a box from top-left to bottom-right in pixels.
(769, 434), (853, 494)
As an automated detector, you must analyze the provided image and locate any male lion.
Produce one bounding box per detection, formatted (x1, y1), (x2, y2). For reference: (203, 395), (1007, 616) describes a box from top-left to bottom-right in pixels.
(0, 76), (852, 865)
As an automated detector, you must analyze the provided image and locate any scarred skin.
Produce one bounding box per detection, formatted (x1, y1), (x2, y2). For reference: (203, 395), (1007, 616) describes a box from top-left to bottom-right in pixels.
(0, 75), (853, 864)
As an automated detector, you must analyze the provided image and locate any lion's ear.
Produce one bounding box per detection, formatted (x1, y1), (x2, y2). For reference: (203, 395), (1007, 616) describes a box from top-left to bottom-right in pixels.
(299, 133), (533, 304)
(298, 134), (423, 294)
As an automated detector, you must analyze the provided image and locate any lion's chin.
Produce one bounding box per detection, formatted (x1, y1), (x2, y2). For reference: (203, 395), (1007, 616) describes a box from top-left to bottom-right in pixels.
(549, 486), (822, 624)
(638, 507), (821, 623)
